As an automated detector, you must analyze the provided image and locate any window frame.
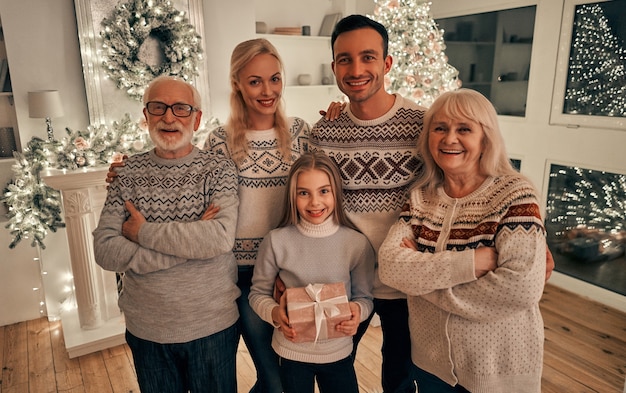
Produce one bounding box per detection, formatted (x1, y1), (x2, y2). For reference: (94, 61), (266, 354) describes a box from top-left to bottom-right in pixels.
(549, 0), (626, 131)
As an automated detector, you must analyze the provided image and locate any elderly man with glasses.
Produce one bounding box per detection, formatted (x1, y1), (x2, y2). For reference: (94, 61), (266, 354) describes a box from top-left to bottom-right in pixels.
(93, 75), (240, 393)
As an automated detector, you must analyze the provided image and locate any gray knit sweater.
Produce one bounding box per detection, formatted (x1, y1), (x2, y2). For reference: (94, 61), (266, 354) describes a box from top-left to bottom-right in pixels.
(379, 175), (546, 392)
(249, 218), (375, 364)
(93, 147), (240, 344)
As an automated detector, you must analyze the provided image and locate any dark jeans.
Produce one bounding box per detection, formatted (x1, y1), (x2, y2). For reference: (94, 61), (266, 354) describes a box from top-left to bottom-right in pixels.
(125, 323), (239, 393)
(374, 298), (416, 393)
(352, 309), (374, 359)
(237, 266), (282, 393)
(279, 356), (359, 393)
(414, 365), (470, 393)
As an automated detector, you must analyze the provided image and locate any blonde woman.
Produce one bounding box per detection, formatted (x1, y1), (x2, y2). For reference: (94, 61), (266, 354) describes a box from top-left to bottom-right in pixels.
(203, 38), (309, 393)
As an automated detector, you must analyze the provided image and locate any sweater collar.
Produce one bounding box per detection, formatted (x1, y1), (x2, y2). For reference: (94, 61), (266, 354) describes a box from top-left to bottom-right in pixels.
(296, 216), (340, 238)
(346, 93), (403, 125)
(149, 146), (199, 166)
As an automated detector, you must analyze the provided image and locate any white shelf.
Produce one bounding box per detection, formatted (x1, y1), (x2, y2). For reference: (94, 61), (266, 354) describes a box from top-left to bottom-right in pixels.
(257, 33), (331, 42)
(257, 32), (333, 89)
(445, 41), (495, 46)
(285, 84), (336, 89)
(437, 6), (535, 117)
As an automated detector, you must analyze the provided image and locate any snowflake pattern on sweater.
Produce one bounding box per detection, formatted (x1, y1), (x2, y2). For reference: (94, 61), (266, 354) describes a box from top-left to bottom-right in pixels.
(309, 94), (425, 299)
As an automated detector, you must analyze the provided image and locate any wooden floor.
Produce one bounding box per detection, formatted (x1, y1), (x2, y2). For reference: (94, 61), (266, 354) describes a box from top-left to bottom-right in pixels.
(1, 283), (624, 393)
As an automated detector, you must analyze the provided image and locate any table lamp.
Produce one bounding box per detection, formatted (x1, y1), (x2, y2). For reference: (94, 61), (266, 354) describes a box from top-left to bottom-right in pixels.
(28, 90), (64, 141)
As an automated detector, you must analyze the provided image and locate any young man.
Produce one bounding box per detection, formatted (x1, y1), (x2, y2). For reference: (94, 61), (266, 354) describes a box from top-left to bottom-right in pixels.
(93, 76), (240, 393)
(312, 15), (555, 393)
(309, 15), (424, 393)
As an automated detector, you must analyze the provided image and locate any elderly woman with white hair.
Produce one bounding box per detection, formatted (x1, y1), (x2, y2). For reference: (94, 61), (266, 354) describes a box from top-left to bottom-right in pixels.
(378, 88), (546, 393)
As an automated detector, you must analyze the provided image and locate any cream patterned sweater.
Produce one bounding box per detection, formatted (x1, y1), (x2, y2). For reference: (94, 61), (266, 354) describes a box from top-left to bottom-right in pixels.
(378, 175), (546, 393)
(204, 117), (309, 265)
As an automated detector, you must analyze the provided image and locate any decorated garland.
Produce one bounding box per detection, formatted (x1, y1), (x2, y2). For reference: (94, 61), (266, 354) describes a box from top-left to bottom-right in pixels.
(100, 0), (203, 101)
(1, 115), (219, 249)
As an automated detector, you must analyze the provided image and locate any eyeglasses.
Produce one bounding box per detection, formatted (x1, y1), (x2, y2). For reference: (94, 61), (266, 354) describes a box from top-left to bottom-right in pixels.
(145, 101), (198, 117)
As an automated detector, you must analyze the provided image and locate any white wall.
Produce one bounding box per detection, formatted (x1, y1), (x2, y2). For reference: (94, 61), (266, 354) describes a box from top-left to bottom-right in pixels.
(0, 0), (83, 325)
(0, 0), (623, 326)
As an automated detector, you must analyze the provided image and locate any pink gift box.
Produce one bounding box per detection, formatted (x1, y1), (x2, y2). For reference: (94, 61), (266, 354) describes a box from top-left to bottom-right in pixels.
(285, 283), (351, 343)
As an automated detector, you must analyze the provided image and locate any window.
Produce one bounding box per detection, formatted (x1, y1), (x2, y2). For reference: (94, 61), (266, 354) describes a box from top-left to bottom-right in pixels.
(436, 6), (536, 116)
(544, 162), (626, 295)
(550, 0), (626, 130)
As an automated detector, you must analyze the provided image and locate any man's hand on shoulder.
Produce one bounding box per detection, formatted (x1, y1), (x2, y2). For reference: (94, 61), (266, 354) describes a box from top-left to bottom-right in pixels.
(319, 101), (346, 120)
(105, 155), (128, 185)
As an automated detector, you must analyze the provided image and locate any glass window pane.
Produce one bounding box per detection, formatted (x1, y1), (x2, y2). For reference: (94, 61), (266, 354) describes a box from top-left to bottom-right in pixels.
(436, 6), (536, 116)
(563, 1), (626, 118)
(545, 163), (626, 295)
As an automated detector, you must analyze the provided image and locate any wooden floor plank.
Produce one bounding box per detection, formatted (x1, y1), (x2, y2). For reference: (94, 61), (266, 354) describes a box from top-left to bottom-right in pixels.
(236, 339), (257, 393)
(49, 320), (84, 393)
(101, 346), (139, 393)
(26, 318), (56, 393)
(541, 363), (596, 393)
(541, 307), (625, 387)
(542, 344), (618, 393)
(78, 352), (113, 393)
(540, 285), (626, 338)
(354, 326), (383, 393)
(2, 322), (28, 392)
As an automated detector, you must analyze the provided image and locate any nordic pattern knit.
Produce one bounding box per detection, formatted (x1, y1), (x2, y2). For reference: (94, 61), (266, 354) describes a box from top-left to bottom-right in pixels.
(93, 147), (240, 344)
(310, 94), (425, 299)
(378, 175), (546, 393)
(204, 117), (309, 265)
(249, 218), (375, 364)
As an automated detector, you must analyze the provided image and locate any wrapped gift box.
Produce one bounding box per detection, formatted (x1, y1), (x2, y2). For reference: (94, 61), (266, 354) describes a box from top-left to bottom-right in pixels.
(285, 283), (351, 343)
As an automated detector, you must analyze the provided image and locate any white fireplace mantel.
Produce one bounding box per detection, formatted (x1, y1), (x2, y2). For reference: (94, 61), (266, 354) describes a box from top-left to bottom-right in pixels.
(41, 167), (125, 358)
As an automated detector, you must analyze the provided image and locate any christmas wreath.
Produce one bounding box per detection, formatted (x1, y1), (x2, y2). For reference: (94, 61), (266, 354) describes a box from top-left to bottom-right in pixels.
(100, 0), (203, 101)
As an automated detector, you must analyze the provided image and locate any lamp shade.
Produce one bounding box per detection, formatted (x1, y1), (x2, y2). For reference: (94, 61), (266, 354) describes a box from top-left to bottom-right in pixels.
(28, 90), (64, 119)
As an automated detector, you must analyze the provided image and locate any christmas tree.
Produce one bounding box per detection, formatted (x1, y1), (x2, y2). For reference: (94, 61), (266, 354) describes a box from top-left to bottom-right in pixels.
(371, 0), (460, 107)
(564, 3), (626, 117)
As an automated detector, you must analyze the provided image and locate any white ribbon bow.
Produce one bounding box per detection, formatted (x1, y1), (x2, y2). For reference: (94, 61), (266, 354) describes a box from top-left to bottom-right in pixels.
(288, 283), (349, 342)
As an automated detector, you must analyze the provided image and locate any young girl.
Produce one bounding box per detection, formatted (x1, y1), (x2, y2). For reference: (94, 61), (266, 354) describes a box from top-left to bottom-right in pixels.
(249, 151), (375, 393)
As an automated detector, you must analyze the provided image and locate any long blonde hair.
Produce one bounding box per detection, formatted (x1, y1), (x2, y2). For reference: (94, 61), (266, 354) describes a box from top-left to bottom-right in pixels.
(227, 38), (291, 166)
(279, 151), (356, 230)
(414, 89), (520, 195)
